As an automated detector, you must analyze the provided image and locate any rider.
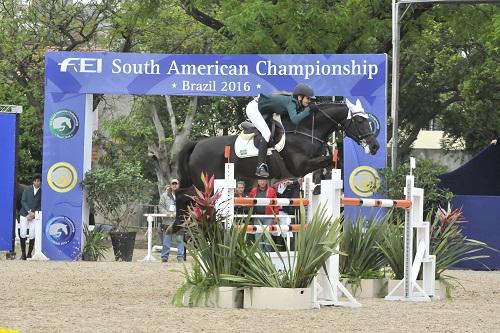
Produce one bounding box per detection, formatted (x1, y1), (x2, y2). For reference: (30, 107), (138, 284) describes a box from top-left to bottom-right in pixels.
(245, 83), (316, 178)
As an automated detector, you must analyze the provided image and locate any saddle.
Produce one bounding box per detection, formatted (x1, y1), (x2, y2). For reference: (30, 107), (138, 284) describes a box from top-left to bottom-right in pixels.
(234, 114), (286, 159)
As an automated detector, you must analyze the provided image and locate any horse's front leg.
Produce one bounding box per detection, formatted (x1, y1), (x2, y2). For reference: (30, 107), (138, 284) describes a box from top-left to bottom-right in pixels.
(304, 156), (334, 174)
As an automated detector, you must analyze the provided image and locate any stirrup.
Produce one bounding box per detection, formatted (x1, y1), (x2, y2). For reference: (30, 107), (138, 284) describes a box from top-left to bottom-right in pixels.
(255, 163), (269, 178)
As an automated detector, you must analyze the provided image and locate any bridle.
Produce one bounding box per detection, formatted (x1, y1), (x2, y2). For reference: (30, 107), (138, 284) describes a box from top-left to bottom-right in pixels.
(285, 103), (374, 146)
(342, 109), (374, 144)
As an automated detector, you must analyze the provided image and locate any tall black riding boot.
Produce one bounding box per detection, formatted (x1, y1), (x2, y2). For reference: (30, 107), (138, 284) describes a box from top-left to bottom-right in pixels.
(20, 237), (27, 260)
(255, 138), (269, 178)
(27, 239), (35, 259)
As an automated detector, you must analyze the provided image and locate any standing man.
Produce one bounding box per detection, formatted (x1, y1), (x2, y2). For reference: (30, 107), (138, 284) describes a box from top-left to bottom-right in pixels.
(249, 179), (279, 251)
(158, 179), (184, 263)
(19, 173), (42, 260)
(273, 177), (304, 250)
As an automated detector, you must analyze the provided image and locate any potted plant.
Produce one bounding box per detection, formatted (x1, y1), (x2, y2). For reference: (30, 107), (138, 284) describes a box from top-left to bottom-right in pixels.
(223, 205), (343, 310)
(340, 215), (388, 298)
(172, 173), (345, 309)
(172, 173), (248, 308)
(81, 225), (109, 261)
(81, 161), (152, 261)
(429, 206), (494, 297)
(379, 207), (494, 298)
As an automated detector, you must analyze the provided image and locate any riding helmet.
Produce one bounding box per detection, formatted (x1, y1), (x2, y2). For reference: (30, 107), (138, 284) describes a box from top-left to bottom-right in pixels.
(293, 83), (316, 99)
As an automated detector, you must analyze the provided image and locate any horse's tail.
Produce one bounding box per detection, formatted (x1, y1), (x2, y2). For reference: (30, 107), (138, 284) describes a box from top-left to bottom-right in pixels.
(177, 140), (198, 188)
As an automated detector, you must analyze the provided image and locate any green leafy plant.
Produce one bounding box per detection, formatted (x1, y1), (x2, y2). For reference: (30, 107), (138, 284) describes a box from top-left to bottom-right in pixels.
(377, 215), (405, 280)
(173, 173), (251, 307)
(222, 205), (343, 289)
(81, 225), (109, 261)
(80, 161), (153, 232)
(430, 206), (494, 279)
(378, 159), (454, 219)
(340, 215), (388, 286)
(378, 206), (496, 297)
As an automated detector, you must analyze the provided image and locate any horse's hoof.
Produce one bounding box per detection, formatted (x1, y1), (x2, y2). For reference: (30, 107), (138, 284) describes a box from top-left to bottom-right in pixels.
(313, 185), (321, 195)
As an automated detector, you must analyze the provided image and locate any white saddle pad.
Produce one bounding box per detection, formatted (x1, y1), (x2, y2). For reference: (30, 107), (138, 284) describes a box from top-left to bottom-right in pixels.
(234, 114), (286, 158)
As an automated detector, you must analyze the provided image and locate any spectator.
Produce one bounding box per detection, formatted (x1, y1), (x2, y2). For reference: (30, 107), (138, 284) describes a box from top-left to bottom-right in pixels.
(235, 181), (246, 198)
(19, 173), (42, 260)
(249, 179), (279, 251)
(158, 179), (184, 263)
(234, 180), (249, 216)
(275, 177), (303, 216)
(491, 131), (499, 145)
(273, 177), (304, 250)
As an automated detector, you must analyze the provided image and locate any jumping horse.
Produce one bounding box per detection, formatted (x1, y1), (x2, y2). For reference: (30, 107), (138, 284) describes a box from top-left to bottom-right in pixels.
(177, 99), (380, 190)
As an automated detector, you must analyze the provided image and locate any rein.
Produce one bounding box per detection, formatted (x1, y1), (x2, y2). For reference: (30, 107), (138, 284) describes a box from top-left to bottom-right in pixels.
(284, 105), (373, 145)
(285, 105), (343, 144)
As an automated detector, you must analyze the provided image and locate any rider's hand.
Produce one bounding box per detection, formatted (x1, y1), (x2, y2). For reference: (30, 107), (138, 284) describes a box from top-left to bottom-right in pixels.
(309, 104), (319, 113)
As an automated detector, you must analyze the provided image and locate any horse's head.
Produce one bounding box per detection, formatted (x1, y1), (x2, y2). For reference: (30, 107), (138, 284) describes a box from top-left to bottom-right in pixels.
(342, 99), (380, 155)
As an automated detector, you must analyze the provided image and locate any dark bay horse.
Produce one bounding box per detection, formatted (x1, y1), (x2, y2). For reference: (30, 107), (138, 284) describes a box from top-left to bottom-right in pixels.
(177, 100), (380, 190)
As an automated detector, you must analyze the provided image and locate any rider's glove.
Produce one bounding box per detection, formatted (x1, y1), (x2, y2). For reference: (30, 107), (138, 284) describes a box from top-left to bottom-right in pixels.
(309, 104), (319, 113)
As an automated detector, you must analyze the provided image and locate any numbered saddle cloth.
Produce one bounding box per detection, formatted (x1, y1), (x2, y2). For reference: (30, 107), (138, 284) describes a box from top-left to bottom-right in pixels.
(234, 114), (286, 158)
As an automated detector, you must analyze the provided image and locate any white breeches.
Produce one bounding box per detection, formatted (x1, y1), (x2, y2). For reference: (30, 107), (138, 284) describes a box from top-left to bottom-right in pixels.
(245, 99), (271, 142)
(19, 215), (35, 239)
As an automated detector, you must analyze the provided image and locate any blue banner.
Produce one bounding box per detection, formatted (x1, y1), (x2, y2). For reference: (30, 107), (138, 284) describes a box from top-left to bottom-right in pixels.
(0, 113), (17, 251)
(344, 84), (388, 220)
(43, 51), (387, 259)
(41, 93), (91, 260)
(45, 52), (386, 97)
(451, 195), (500, 270)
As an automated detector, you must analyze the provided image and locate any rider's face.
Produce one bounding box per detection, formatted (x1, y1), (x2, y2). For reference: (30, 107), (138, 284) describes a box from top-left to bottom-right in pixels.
(299, 96), (312, 107)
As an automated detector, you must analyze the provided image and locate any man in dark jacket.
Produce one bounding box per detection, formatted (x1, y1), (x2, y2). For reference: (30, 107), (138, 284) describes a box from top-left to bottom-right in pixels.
(19, 173), (42, 260)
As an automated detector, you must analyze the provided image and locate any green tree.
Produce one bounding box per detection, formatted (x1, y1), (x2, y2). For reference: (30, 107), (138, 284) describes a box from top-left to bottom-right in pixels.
(397, 4), (500, 157)
(0, 0), (120, 180)
(178, 1), (498, 159)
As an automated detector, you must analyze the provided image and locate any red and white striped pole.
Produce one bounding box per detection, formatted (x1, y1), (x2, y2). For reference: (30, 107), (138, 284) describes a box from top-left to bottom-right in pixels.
(234, 197), (310, 207)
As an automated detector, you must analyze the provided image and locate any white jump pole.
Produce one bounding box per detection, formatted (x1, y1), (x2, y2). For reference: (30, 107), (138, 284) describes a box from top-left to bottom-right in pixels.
(385, 157), (436, 301)
(140, 213), (160, 262)
(215, 162), (236, 227)
(29, 211), (49, 261)
(314, 169), (360, 308)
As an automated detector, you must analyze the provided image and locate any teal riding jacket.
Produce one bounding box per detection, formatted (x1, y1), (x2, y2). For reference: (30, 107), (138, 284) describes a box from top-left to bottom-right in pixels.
(258, 94), (311, 125)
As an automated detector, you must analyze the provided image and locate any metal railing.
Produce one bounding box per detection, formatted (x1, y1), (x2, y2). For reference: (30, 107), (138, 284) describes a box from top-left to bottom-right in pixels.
(132, 204), (161, 229)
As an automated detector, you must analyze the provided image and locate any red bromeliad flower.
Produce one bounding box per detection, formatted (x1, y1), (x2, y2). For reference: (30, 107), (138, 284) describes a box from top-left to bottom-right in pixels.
(437, 206), (465, 232)
(187, 172), (222, 228)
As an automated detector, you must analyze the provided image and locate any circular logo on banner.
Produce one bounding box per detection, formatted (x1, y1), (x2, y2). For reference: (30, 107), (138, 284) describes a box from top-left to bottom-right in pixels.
(367, 113), (381, 138)
(45, 216), (76, 246)
(47, 162), (78, 193)
(349, 166), (381, 197)
(49, 109), (79, 139)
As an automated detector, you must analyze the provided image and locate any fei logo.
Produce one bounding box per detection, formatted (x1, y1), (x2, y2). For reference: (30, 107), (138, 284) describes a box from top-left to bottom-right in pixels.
(45, 216), (76, 246)
(58, 58), (102, 73)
